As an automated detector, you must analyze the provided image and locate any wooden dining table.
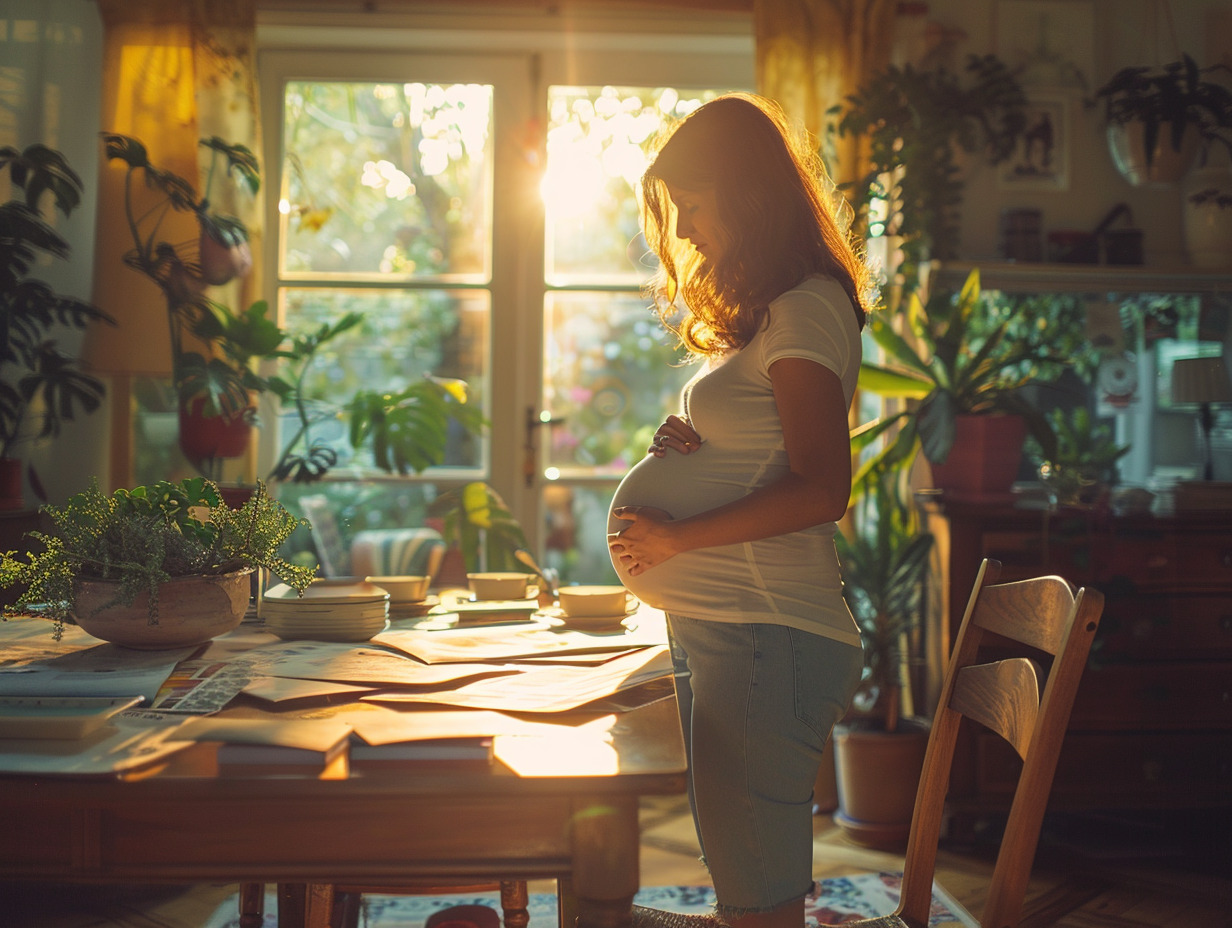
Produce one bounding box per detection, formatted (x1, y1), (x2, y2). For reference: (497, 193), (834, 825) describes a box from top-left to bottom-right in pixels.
(0, 610), (688, 928)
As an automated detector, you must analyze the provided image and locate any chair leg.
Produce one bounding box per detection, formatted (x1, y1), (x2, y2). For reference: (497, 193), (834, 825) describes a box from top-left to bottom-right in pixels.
(239, 882), (265, 928)
(499, 880), (530, 928)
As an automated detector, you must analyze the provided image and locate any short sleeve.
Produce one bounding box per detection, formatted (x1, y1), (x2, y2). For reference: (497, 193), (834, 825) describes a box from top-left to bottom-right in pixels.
(758, 279), (861, 402)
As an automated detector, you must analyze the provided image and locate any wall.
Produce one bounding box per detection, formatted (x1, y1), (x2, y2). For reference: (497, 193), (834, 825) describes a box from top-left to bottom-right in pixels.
(912, 0), (1232, 265)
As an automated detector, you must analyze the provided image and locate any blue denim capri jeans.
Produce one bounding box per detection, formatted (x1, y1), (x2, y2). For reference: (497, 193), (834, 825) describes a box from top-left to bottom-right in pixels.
(666, 614), (863, 919)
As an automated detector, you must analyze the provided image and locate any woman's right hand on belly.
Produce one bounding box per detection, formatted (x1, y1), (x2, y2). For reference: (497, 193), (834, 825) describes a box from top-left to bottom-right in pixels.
(649, 414), (702, 457)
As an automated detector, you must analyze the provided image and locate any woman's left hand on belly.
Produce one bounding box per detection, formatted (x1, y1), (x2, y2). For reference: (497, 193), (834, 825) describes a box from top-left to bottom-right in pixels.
(649, 414), (702, 457)
(608, 506), (677, 577)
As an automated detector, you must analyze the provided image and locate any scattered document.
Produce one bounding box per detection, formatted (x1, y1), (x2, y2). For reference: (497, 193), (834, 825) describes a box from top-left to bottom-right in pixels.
(365, 646), (672, 712)
(0, 713), (194, 775)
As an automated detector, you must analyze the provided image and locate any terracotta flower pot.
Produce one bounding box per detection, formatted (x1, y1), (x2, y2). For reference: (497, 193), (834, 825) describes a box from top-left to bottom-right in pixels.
(72, 568), (253, 650)
(833, 718), (930, 849)
(928, 413), (1028, 499)
(178, 396), (254, 463)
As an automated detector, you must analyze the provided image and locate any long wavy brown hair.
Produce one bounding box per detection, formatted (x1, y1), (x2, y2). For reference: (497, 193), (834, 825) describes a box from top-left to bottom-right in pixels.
(640, 93), (870, 357)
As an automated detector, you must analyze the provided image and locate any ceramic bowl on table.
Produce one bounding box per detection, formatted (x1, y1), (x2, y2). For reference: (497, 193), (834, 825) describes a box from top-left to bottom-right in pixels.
(556, 585), (638, 630)
(466, 572), (535, 601)
(365, 574), (431, 604)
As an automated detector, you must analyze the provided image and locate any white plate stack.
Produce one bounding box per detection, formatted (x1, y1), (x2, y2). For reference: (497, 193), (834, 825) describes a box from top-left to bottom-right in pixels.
(262, 579), (391, 642)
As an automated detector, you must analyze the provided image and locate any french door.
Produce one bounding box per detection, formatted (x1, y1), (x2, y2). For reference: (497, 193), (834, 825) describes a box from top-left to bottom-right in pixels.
(259, 41), (751, 582)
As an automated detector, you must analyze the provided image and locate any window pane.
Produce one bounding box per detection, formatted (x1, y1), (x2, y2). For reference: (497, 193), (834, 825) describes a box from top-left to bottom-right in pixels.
(542, 482), (623, 586)
(281, 81), (493, 278)
(543, 85), (721, 284)
(279, 287), (489, 472)
(543, 291), (694, 475)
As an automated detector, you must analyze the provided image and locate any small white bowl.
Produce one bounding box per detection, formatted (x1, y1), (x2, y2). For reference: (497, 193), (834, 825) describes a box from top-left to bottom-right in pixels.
(366, 574), (431, 603)
(467, 572), (534, 601)
(558, 585), (637, 619)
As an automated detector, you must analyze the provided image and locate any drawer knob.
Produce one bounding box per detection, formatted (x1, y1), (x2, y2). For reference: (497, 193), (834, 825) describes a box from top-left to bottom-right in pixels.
(1141, 759), (1164, 783)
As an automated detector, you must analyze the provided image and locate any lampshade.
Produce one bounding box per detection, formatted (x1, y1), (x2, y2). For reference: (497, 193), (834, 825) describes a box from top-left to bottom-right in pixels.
(1171, 356), (1232, 406)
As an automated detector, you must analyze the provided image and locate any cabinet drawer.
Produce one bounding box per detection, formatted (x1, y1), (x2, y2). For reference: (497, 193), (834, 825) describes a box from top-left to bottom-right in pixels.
(974, 731), (1231, 806)
(1106, 534), (1232, 590)
(1096, 595), (1232, 661)
(1069, 661), (1232, 730)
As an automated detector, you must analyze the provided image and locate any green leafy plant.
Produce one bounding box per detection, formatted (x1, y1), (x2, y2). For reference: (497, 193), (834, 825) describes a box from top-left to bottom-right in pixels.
(1093, 54), (1232, 172)
(102, 133), (277, 420)
(266, 311), (487, 484)
(1027, 406), (1130, 505)
(427, 481), (530, 573)
(852, 269), (1064, 497)
(828, 54), (1028, 277)
(0, 477), (316, 636)
(836, 467), (934, 733)
(0, 144), (114, 481)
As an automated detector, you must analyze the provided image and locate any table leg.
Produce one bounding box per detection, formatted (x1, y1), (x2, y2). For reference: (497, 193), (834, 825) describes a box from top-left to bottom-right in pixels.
(570, 796), (639, 928)
(278, 884), (305, 928)
(239, 882), (266, 928)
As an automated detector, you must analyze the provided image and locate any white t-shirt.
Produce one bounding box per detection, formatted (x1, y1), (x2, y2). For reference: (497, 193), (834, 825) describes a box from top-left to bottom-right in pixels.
(607, 275), (863, 646)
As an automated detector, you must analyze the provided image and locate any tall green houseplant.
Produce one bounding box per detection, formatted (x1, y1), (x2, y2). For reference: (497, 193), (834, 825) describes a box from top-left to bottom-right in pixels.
(852, 269), (1064, 498)
(837, 468), (934, 733)
(828, 54), (1028, 282)
(0, 144), (114, 504)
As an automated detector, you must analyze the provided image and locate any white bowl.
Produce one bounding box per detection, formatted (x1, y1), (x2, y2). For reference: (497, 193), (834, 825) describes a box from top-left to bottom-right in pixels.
(365, 574), (431, 603)
(558, 585), (636, 619)
(467, 572), (534, 601)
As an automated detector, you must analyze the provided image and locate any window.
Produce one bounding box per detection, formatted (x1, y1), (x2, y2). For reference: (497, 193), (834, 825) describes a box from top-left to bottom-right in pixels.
(258, 20), (754, 579)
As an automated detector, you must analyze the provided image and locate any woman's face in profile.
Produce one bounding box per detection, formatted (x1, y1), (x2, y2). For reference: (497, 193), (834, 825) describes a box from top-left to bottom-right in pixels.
(667, 183), (729, 266)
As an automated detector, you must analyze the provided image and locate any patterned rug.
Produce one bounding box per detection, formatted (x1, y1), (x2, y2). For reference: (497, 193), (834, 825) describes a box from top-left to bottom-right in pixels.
(205, 878), (978, 928)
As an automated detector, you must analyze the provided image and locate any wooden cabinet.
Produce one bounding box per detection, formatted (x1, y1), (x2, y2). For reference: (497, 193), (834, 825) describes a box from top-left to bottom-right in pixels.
(921, 494), (1232, 817)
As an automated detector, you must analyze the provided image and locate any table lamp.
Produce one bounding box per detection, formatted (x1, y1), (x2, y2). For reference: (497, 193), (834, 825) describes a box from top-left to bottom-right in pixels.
(1171, 356), (1232, 481)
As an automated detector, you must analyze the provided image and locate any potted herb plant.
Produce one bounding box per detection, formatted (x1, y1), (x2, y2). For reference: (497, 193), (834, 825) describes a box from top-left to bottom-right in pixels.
(102, 133), (279, 478)
(0, 476), (317, 648)
(828, 54), (1028, 282)
(0, 144), (114, 508)
(1093, 54), (1232, 186)
(853, 269), (1064, 499)
(832, 466), (934, 848)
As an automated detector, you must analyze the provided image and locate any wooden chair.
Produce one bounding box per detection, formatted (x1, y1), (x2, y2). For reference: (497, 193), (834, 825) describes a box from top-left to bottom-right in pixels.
(841, 558), (1103, 928)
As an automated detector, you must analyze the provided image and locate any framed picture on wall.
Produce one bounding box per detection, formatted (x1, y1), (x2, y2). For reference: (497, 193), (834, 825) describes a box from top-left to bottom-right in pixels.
(998, 94), (1069, 191)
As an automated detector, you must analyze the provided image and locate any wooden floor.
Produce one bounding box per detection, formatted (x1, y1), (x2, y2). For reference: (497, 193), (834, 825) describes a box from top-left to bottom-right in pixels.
(2, 798), (1229, 927)
(644, 797), (1232, 928)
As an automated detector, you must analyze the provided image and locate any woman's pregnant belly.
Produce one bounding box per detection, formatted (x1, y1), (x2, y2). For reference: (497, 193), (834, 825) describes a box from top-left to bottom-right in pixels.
(607, 449), (762, 608)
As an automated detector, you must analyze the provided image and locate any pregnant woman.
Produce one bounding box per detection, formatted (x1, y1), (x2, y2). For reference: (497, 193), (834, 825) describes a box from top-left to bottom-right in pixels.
(607, 93), (870, 928)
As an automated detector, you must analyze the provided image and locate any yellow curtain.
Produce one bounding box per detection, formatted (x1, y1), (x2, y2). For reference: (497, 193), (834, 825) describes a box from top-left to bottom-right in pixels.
(86, 0), (260, 486)
(754, 0), (895, 188)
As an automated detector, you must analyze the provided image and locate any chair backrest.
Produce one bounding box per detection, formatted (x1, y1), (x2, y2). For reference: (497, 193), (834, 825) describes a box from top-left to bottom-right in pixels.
(895, 558), (1103, 928)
